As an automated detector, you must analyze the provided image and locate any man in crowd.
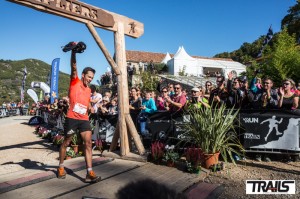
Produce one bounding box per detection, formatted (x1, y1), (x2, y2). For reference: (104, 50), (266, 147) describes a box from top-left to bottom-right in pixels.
(57, 49), (101, 182)
(186, 87), (210, 110)
(227, 72), (244, 108)
(209, 76), (229, 108)
(249, 73), (279, 109)
(165, 83), (186, 115)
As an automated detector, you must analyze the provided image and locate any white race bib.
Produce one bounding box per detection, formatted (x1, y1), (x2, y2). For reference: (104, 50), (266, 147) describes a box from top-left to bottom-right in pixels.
(73, 103), (87, 115)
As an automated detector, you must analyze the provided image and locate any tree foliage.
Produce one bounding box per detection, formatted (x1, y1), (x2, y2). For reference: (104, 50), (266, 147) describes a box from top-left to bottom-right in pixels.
(260, 28), (300, 86)
(281, 1), (300, 43)
(139, 71), (159, 91)
(0, 59), (70, 104)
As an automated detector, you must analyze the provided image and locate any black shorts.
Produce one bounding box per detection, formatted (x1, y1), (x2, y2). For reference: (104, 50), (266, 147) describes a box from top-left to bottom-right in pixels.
(64, 118), (91, 136)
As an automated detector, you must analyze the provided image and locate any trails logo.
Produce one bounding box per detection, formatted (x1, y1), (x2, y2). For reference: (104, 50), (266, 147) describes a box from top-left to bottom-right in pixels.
(244, 133), (260, 139)
(246, 180), (295, 194)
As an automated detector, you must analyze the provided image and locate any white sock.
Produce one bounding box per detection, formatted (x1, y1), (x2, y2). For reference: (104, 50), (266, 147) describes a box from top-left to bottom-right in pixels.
(87, 168), (92, 173)
(59, 164), (64, 168)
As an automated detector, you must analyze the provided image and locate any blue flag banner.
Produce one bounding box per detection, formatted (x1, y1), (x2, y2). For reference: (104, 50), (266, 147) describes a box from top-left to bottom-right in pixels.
(50, 58), (60, 104)
(257, 26), (273, 58)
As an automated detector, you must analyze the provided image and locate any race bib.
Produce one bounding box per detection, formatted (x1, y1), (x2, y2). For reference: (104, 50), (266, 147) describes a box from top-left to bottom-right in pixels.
(73, 103), (87, 115)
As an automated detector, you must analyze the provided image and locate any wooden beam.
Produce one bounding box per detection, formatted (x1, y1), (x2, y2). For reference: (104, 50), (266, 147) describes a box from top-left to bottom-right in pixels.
(114, 22), (129, 156)
(8, 0), (144, 38)
(109, 123), (119, 152)
(86, 22), (121, 75)
(125, 114), (145, 155)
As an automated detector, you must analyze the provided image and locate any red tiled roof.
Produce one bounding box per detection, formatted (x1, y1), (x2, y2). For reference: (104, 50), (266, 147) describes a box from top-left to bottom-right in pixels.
(126, 50), (233, 63)
(126, 50), (169, 63)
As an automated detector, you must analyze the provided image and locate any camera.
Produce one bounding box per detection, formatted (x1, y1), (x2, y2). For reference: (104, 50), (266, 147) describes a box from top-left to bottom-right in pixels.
(191, 96), (198, 103)
(62, 41), (86, 53)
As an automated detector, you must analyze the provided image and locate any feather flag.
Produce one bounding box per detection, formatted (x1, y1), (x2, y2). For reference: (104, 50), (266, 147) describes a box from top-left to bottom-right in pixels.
(21, 66), (27, 102)
(27, 89), (39, 104)
(257, 26), (273, 58)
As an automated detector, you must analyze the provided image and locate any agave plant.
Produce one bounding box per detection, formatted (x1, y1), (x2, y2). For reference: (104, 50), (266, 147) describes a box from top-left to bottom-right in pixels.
(182, 104), (244, 165)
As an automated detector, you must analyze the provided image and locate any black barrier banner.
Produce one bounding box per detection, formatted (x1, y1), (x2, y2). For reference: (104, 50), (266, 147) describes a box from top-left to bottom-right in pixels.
(147, 111), (173, 140)
(240, 110), (300, 151)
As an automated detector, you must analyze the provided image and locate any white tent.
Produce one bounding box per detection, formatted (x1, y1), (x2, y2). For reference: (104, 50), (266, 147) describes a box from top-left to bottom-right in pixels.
(167, 46), (246, 77)
(167, 46), (200, 76)
(161, 52), (171, 64)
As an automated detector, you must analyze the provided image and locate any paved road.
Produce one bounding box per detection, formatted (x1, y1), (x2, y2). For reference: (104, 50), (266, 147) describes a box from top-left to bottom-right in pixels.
(0, 115), (32, 126)
(0, 116), (221, 199)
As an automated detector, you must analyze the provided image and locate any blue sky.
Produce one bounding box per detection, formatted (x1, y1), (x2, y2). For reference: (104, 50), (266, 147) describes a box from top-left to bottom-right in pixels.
(0, 0), (296, 84)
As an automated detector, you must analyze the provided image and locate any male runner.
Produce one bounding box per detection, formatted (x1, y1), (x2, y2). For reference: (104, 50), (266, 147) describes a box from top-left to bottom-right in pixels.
(57, 49), (101, 182)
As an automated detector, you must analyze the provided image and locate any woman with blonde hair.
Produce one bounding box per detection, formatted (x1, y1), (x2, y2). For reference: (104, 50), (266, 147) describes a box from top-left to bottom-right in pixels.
(278, 78), (299, 110)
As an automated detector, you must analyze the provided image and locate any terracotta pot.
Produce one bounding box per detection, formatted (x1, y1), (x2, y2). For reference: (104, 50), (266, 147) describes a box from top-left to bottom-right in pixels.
(71, 145), (79, 154)
(166, 160), (175, 167)
(202, 152), (220, 169)
(66, 156), (72, 160)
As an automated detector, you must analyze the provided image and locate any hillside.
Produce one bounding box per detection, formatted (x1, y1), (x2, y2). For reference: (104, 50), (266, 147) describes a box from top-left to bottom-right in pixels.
(0, 59), (70, 104)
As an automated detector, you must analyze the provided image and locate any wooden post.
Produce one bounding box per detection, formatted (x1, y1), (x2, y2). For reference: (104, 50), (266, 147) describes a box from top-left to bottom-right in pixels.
(114, 22), (129, 156)
(8, 0), (146, 157)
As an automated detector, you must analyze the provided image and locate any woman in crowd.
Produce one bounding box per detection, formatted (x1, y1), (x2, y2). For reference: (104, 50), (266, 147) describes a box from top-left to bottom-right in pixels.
(204, 81), (213, 99)
(98, 96), (110, 116)
(156, 87), (170, 111)
(129, 87), (142, 113)
(278, 78), (299, 110)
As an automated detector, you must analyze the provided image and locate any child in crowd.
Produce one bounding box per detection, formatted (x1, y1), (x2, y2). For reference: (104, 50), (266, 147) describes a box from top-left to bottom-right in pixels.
(108, 98), (118, 115)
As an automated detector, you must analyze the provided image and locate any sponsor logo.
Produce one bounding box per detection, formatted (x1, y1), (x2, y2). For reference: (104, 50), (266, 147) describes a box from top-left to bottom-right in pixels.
(244, 133), (260, 139)
(243, 117), (259, 123)
(246, 180), (295, 194)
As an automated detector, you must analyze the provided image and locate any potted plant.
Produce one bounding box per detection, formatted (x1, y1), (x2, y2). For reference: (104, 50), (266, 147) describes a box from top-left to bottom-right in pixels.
(71, 132), (79, 154)
(151, 141), (165, 164)
(185, 147), (202, 173)
(66, 148), (76, 160)
(163, 145), (180, 167)
(53, 134), (64, 146)
(182, 104), (244, 169)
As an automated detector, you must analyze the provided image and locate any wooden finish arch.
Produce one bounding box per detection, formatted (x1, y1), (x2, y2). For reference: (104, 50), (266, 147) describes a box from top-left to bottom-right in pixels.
(8, 0), (145, 156)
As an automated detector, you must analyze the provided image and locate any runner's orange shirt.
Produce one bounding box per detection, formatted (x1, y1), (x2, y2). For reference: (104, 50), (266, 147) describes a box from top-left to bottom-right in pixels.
(67, 76), (91, 121)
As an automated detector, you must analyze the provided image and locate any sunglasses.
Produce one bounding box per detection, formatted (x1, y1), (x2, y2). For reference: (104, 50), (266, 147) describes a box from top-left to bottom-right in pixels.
(283, 83), (290, 86)
(192, 91), (198, 93)
(174, 87), (180, 90)
(162, 90), (168, 93)
(206, 84), (211, 86)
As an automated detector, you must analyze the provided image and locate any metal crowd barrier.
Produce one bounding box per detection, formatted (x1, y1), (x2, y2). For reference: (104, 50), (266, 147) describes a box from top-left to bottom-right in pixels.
(28, 107), (300, 155)
(0, 107), (30, 118)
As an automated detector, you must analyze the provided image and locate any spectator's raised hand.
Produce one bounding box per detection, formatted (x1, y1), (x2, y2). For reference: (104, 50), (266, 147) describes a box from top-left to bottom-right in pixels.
(279, 87), (284, 96)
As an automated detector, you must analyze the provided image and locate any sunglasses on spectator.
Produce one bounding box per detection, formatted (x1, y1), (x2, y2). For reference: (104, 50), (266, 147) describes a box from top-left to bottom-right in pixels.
(206, 84), (211, 86)
(174, 87), (180, 90)
(162, 90), (168, 93)
(283, 82), (290, 86)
